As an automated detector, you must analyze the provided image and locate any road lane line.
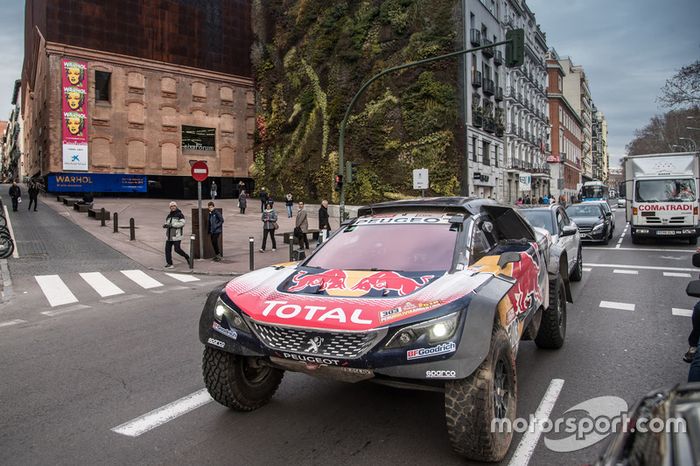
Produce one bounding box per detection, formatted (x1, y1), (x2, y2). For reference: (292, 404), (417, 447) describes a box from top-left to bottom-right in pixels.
(586, 247), (695, 253)
(508, 378), (565, 466)
(80, 272), (124, 297)
(584, 263), (697, 272)
(613, 269), (638, 275)
(41, 304), (91, 317)
(673, 308), (693, 317)
(121, 270), (163, 289)
(165, 273), (200, 283)
(111, 388), (212, 437)
(664, 272), (692, 278)
(35, 275), (79, 307)
(600, 301), (635, 311)
(0, 319), (26, 328)
(582, 267), (592, 272)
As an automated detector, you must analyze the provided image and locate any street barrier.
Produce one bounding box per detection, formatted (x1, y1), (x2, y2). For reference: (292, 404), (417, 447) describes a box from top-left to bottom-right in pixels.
(189, 234), (195, 270)
(100, 208), (106, 227)
(249, 236), (254, 271)
(129, 218), (135, 241)
(113, 212), (119, 233)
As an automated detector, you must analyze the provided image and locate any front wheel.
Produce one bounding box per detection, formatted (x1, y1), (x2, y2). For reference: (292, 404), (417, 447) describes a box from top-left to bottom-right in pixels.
(570, 248), (583, 282)
(202, 347), (284, 411)
(445, 326), (517, 462)
(535, 278), (566, 349)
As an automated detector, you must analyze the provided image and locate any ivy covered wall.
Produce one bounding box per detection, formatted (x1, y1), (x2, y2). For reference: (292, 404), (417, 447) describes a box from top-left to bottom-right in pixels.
(251, 0), (464, 203)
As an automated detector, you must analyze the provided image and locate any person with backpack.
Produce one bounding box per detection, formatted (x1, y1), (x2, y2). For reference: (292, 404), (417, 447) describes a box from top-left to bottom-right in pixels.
(163, 201), (191, 269)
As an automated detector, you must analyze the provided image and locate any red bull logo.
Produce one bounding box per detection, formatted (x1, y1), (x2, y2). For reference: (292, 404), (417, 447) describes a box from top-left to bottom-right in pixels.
(352, 271), (434, 296)
(286, 269), (433, 297)
(507, 251), (542, 315)
(288, 269), (348, 293)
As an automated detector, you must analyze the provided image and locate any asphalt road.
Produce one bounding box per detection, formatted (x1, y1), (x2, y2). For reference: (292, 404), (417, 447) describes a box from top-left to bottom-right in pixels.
(0, 205), (695, 465)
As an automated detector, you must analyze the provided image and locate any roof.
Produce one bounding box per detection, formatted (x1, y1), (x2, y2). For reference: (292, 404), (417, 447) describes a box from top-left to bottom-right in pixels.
(357, 197), (498, 217)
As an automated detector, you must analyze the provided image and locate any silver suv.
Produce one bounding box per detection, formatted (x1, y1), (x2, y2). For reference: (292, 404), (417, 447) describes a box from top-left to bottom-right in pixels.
(519, 204), (583, 281)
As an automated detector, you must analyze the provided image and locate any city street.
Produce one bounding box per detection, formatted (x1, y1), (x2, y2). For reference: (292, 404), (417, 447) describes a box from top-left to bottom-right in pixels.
(0, 203), (695, 465)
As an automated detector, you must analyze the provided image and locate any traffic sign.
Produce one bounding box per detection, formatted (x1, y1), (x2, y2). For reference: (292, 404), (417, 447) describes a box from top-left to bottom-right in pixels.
(413, 168), (429, 190)
(191, 161), (208, 182)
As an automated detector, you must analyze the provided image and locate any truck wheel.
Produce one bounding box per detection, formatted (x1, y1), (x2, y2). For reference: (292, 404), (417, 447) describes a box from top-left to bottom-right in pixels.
(202, 347), (284, 411)
(689, 237), (698, 246)
(535, 278), (566, 349)
(570, 247), (583, 282)
(445, 326), (516, 462)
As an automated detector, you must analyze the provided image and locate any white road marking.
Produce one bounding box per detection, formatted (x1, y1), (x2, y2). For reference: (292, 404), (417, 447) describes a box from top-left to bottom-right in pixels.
(613, 269), (638, 275)
(111, 388), (212, 437)
(35, 275), (79, 307)
(508, 378), (565, 466)
(614, 222), (629, 249)
(165, 273), (200, 283)
(41, 304), (91, 317)
(584, 263), (697, 272)
(121, 270), (163, 289)
(100, 294), (144, 304)
(582, 267), (592, 272)
(0, 319), (27, 328)
(151, 285), (188, 294)
(80, 272), (124, 297)
(673, 308), (693, 317)
(600, 300), (635, 311)
(3, 204), (19, 258)
(587, 247), (695, 253)
(664, 272), (692, 278)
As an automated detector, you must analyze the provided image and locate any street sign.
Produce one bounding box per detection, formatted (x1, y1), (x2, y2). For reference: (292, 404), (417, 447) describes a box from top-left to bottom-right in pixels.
(413, 168), (429, 190)
(191, 161), (208, 182)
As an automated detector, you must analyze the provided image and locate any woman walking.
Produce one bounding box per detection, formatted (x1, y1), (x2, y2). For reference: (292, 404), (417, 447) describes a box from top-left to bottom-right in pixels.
(238, 189), (247, 214)
(260, 201), (277, 252)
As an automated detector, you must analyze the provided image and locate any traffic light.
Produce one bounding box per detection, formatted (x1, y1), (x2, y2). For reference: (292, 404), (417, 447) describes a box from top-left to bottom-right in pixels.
(334, 174), (343, 192)
(506, 29), (524, 67)
(346, 161), (358, 184)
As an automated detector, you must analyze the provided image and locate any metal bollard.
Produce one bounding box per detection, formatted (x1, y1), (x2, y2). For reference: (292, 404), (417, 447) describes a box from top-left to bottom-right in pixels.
(100, 208), (106, 227)
(129, 218), (135, 241)
(113, 212), (119, 233)
(249, 236), (254, 271)
(189, 234), (195, 270)
(289, 235), (294, 261)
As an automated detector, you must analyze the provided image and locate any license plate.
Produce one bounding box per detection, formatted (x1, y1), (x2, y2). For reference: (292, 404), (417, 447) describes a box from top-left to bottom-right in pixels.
(657, 230), (676, 236)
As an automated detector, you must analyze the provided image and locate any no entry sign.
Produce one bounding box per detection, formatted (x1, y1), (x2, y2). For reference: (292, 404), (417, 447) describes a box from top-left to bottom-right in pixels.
(191, 161), (208, 182)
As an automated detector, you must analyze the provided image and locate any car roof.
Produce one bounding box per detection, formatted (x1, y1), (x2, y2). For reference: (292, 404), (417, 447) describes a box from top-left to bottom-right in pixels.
(357, 197), (493, 216)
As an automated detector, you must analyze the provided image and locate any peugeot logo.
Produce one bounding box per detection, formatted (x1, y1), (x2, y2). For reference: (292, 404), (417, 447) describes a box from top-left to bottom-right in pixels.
(304, 336), (324, 353)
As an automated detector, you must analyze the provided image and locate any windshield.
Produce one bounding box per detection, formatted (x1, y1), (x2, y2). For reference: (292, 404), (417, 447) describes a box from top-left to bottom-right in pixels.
(305, 223), (458, 272)
(581, 185), (607, 199)
(566, 204), (602, 218)
(520, 210), (554, 234)
(635, 179), (696, 203)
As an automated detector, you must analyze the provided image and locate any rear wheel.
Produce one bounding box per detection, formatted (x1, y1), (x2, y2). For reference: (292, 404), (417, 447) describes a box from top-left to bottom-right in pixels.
(202, 347), (284, 411)
(570, 247), (583, 282)
(535, 278), (566, 349)
(445, 326), (517, 462)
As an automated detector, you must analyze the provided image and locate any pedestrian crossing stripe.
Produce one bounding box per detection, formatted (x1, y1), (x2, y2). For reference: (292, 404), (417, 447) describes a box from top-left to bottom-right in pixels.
(121, 270), (163, 289)
(165, 273), (200, 283)
(80, 272), (124, 297)
(35, 275), (79, 307)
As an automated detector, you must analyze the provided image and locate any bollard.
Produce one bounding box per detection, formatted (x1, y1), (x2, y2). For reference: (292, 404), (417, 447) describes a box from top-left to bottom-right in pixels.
(189, 234), (195, 270)
(249, 236), (254, 271)
(288, 236), (294, 261)
(113, 212), (119, 233)
(100, 208), (106, 227)
(129, 218), (135, 241)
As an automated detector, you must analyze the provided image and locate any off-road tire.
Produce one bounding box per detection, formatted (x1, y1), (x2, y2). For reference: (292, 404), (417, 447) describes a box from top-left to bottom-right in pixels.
(535, 278), (566, 349)
(445, 326), (516, 462)
(202, 347), (284, 411)
(570, 247), (583, 282)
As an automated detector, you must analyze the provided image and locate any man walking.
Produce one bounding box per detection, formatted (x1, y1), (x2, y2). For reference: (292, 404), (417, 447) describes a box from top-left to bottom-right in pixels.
(294, 201), (309, 250)
(28, 181), (40, 211)
(285, 193), (294, 218)
(318, 199), (331, 245)
(210, 180), (218, 200)
(163, 201), (191, 269)
(8, 181), (21, 212)
(259, 187), (269, 212)
(207, 201), (224, 262)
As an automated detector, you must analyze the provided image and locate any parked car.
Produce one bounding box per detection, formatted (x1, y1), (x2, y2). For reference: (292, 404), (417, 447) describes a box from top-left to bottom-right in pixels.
(519, 205), (583, 281)
(617, 198), (626, 208)
(198, 198), (571, 462)
(583, 200), (615, 233)
(566, 203), (613, 244)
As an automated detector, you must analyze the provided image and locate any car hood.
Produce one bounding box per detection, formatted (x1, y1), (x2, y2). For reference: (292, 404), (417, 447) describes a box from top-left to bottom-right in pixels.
(224, 264), (494, 331)
(569, 216), (604, 227)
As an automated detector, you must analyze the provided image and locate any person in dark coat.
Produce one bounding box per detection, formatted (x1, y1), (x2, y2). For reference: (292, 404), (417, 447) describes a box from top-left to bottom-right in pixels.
(259, 187), (269, 213)
(207, 201), (224, 261)
(294, 201), (309, 250)
(163, 201), (191, 269)
(28, 181), (40, 212)
(260, 201), (277, 252)
(8, 181), (21, 212)
(238, 189), (247, 214)
(318, 199), (331, 245)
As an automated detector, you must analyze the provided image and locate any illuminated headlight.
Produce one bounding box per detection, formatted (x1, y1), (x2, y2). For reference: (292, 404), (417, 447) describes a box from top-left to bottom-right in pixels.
(214, 298), (249, 331)
(385, 312), (460, 348)
(592, 223), (605, 232)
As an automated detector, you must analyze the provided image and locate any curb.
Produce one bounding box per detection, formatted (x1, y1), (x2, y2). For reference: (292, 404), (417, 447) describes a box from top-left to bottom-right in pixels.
(146, 265), (243, 278)
(0, 258), (13, 303)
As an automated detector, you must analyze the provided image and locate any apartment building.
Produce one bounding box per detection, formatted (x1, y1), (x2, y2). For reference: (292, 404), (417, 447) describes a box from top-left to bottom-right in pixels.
(560, 58), (594, 183)
(591, 106), (609, 182)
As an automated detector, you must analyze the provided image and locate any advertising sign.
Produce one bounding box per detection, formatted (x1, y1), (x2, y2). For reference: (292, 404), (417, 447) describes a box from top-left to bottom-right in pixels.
(61, 59), (89, 171)
(48, 173), (147, 193)
(519, 172), (532, 192)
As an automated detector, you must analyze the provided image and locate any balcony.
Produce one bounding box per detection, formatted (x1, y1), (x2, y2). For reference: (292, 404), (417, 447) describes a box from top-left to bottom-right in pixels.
(494, 50), (503, 66)
(484, 117), (496, 134)
(483, 78), (495, 96)
(495, 87), (503, 102)
(495, 123), (505, 138)
(482, 37), (494, 58)
(471, 70), (482, 88)
(472, 108), (483, 128)
(470, 29), (481, 47)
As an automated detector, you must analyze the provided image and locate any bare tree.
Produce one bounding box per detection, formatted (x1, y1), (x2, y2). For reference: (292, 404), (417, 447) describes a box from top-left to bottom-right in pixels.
(626, 107), (700, 155)
(658, 60), (700, 108)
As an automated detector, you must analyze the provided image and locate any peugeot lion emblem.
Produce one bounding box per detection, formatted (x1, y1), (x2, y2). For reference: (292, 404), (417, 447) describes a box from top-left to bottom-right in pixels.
(305, 336), (324, 353)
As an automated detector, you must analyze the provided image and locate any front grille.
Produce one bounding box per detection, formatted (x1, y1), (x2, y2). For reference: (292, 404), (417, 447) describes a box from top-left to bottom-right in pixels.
(670, 216), (687, 224)
(251, 322), (380, 359)
(578, 226), (592, 234)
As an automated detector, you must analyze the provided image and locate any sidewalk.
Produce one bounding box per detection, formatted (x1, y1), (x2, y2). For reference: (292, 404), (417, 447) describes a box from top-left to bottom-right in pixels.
(41, 194), (348, 275)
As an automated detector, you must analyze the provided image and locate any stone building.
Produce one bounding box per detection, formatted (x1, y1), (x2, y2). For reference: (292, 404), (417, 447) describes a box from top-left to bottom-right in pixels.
(22, 0), (254, 198)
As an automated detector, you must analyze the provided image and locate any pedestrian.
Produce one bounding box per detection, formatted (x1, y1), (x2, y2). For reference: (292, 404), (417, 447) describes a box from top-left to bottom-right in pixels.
(237, 180), (245, 195)
(207, 201), (224, 262)
(210, 180), (217, 200)
(8, 181), (21, 212)
(259, 187), (268, 212)
(163, 201), (191, 269)
(318, 199), (331, 244)
(28, 181), (40, 211)
(238, 189), (247, 214)
(538, 196), (544, 205)
(542, 194), (549, 205)
(260, 200), (277, 252)
(78, 191), (94, 205)
(515, 197), (523, 206)
(294, 201), (309, 250)
(524, 195), (531, 205)
(285, 192), (294, 218)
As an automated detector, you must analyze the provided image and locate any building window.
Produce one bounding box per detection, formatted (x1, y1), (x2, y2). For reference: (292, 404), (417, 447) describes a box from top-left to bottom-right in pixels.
(472, 137), (477, 162)
(482, 141), (490, 166)
(182, 125), (216, 152)
(494, 145), (499, 168)
(95, 71), (111, 102)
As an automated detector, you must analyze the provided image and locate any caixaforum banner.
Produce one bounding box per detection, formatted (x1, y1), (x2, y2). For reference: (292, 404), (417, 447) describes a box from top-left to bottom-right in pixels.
(61, 59), (88, 171)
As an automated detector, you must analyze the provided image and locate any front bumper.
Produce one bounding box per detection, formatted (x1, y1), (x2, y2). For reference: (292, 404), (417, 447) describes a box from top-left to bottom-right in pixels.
(631, 226), (700, 239)
(579, 227), (607, 242)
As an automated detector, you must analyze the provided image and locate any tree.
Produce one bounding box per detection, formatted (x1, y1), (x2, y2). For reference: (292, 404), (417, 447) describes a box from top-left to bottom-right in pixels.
(658, 60), (700, 109)
(626, 107), (700, 155)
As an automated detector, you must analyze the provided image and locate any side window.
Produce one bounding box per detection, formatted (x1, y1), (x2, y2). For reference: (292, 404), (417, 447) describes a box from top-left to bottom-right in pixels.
(471, 219), (497, 263)
(560, 208), (572, 225)
(555, 211), (566, 233)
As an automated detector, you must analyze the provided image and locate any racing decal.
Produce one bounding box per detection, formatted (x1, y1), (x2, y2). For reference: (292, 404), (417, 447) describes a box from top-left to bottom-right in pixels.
(207, 338), (225, 348)
(212, 322), (238, 340)
(426, 370), (456, 378)
(379, 300), (443, 323)
(506, 250), (543, 316)
(281, 352), (341, 366)
(354, 214), (452, 225)
(284, 269), (435, 297)
(406, 342), (457, 360)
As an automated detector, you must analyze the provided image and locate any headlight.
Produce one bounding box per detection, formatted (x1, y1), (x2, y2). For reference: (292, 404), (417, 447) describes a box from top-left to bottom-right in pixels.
(384, 312), (460, 348)
(214, 297), (250, 331)
(592, 223), (605, 232)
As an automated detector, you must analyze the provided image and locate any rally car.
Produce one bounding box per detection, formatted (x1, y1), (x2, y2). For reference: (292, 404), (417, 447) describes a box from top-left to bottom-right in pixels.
(198, 198), (572, 462)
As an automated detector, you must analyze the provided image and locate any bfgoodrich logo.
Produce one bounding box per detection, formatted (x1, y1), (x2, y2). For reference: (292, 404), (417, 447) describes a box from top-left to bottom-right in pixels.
(406, 342), (456, 360)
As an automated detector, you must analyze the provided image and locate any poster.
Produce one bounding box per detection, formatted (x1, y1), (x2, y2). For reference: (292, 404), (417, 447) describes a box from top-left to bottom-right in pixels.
(48, 173), (147, 193)
(519, 173), (532, 192)
(61, 59), (89, 170)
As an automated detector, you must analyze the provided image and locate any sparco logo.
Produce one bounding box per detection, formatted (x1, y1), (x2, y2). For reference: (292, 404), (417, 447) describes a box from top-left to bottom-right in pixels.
(207, 338), (225, 348)
(426, 370), (456, 378)
(282, 352), (340, 366)
(406, 342), (457, 360)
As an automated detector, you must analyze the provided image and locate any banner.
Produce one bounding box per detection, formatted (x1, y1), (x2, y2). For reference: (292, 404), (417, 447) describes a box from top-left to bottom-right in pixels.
(519, 172), (532, 192)
(61, 59), (89, 170)
(48, 173), (148, 193)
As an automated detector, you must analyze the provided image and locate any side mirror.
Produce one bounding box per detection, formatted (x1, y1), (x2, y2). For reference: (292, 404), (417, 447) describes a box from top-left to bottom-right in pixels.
(693, 253), (700, 268)
(498, 251), (521, 269)
(561, 225), (577, 237)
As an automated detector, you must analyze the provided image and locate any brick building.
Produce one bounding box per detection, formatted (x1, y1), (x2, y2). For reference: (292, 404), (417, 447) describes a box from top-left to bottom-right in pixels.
(22, 0), (254, 198)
